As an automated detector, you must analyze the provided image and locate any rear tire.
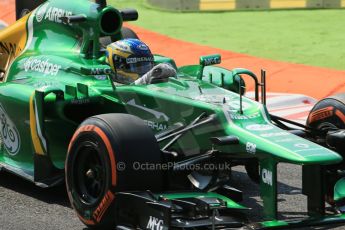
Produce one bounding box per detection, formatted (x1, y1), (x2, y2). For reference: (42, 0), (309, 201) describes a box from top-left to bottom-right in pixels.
(66, 114), (163, 229)
(245, 159), (260, 184)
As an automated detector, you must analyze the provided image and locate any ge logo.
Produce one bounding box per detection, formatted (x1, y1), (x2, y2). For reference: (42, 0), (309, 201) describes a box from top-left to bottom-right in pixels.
(246, 142), (256, 154)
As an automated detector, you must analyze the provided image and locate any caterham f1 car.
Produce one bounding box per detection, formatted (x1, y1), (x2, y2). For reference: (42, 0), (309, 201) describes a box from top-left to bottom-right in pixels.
(2, 0), (345, 229)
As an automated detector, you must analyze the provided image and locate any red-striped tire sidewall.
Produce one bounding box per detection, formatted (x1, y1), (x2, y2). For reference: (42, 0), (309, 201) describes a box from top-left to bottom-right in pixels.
(307, 97), (345, 129)
(66, 124), (117, 228)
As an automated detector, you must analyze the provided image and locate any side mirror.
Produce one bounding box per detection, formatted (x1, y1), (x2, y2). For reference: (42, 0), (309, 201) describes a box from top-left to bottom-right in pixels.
(200, 54), (221, 67)
(198, 54), (221, 79)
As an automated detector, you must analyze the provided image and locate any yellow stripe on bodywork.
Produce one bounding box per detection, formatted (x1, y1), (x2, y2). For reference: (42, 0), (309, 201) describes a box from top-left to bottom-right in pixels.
(0, 13), (31, 82)
(30, 94), (45, 155)
(0, 13), (30, 57)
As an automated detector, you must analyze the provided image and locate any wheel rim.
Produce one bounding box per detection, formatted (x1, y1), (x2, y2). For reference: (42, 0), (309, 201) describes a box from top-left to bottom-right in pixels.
(73, 141), (106, 206)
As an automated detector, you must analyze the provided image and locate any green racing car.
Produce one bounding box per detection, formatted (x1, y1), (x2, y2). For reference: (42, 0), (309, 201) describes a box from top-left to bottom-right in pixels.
(2, 0), (345, 229)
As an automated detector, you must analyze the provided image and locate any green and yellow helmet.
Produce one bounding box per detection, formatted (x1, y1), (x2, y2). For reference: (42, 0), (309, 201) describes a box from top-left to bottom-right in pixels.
(106, 39), (154, 84)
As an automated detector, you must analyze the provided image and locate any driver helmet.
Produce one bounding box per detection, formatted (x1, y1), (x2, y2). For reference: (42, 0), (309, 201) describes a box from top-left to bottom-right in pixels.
(106, 39), (154, 84)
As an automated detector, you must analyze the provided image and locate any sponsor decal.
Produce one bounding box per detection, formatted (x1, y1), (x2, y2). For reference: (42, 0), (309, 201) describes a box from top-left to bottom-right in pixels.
(36, 3), (49, 22)
(196, 95), (230, 104)
(91, 68), (112, 75)
(144, 120), (168, 131)
(126, 56), (154, 64)
(0, 105), (20, 156)
(24, 57), (62, 76)
(294, 143), (310, 148)
(203, 56), (221, 66)
(0, 42), (22, 56)
(71, 99), (91, 105)
(94, 75), (107, 81)
(246, 124), (273, 131)
(36, 3), (73, 24)
(127, 99), (170, 122)
(308, 106), (333, 124)
(137, 44), (149, 51)
(33, 81), (60, 88)
(260, 132), (290, 138)
(262, 168), (272, 186)
(92, 191), (114, 223)
(246, 142), (256, 154)
(147, 216), (164, 230)
(45, 7), (73, 24)
(229, 112), (260, 120)
(275, 138), (298, 143)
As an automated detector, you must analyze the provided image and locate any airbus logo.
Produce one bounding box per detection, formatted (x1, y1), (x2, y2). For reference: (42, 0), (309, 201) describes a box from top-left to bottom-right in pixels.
(35, 3), (73, 25)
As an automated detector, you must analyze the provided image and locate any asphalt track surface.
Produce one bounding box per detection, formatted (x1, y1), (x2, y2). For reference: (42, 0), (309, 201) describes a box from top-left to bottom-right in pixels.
(1, 165), (345, 230)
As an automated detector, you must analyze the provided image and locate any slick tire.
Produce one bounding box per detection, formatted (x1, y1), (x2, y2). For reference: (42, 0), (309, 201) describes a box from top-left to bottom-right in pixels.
(245, 159), (260, 184)
(307, 94), (345, 205)
(307, 94), (345, 132)
(66, 114), (163, 229)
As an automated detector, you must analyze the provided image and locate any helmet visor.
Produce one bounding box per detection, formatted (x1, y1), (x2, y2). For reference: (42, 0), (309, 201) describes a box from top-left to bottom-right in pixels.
(113, 55), (154, 77)
(128, 61), (154, 76)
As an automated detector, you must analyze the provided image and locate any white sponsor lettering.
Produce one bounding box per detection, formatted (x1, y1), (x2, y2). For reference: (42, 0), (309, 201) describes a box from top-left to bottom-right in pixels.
(230, 112), (260, 120)
(24, 57), (61, 76)
(36, 3), (73, 24)
(246, 142), (256, 154)
(246, 124), (273, 131)
(294, 143), (310, 148)
(0, 105), (20, 155)
(262, 168), (272, 186)
(45, 7), (73, 24)
(275, 138), (298, 143)
(126, 57), (154, 64)
(91, 68), (112, 75)
(146, 216), (164, 230)
(94, 75), (107, 81)
(144, 120), (168, 131)
(260, 132), (290, 138)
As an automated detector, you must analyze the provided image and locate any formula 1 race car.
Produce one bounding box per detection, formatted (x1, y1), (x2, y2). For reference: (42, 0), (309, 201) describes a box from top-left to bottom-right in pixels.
(2, 0), (345, 229)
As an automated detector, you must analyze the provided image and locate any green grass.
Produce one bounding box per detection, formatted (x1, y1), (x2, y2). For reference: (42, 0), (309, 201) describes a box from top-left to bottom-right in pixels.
(109, 0), (345, 70)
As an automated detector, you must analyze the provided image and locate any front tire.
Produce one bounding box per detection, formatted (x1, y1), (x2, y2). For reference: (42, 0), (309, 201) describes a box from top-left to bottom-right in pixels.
(66, 114), (163, 229)
(307, 94), (345, 205)
(307, 94), (345, 134)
